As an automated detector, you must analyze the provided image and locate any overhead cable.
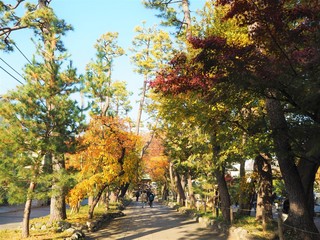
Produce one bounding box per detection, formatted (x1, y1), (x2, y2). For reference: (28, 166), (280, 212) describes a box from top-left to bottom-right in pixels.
(0, 65), (24, 85)
(0, 57), (25, 80)
(11, 41), (32, 65)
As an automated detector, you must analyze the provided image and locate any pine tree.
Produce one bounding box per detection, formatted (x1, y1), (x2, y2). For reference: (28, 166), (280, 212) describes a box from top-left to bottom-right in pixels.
(0, 2), (84, 237)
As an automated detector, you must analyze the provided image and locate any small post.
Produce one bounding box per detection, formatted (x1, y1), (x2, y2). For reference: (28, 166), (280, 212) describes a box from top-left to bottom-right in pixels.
(277, 210), (284, 240)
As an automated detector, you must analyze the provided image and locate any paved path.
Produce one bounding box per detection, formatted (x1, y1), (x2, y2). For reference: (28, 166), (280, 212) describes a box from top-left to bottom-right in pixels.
(0, 205), (50, 230)
(86, 200), (226, 240)
(2, 202), (320, 239)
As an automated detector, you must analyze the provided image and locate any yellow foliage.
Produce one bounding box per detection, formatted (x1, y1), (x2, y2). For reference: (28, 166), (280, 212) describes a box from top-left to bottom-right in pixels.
(200, 1), (252, 47)
(67, 116), (142, 206)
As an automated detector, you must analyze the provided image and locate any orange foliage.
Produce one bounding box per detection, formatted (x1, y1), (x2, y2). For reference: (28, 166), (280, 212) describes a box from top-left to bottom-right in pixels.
(143, 135), (169, 183)
(66, 116), (141, 208)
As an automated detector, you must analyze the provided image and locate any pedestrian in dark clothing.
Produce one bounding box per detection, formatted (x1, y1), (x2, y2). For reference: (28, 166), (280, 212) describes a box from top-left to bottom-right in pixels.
(148, 192), (155, 207)
(135, 190), (140, 202)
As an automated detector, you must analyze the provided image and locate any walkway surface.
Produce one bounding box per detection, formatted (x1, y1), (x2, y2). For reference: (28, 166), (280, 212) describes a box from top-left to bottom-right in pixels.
(0, 204), (49, 230)
(86, 200), (226, 240)
(2, 201), (320, 239)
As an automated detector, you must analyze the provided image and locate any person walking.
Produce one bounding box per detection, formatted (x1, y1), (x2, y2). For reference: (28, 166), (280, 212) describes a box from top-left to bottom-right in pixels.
(135, 190), (140, 202)
(141, 191), (148, 208)
(148, 192), (155, 208)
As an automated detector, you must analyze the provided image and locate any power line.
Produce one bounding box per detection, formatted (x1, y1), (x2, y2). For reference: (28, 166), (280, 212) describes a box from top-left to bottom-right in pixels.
(11, 41), (32, 65)
(0, 57), (25, 80)
(0, 63), (48, 109)
(0, 65), (24, 85)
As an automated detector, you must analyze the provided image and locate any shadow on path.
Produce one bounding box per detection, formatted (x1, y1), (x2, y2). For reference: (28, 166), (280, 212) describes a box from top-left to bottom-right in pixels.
(86, 200), (226, 240)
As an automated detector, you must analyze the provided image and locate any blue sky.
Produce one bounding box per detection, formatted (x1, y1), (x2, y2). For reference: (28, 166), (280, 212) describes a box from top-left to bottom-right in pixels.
(0, 0), (207, 121)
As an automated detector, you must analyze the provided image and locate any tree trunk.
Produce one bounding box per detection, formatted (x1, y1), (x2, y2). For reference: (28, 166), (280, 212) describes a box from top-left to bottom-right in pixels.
(181, 0), (192, 39)
(100, 190), (107, 205)
(88, 195), (94, 207)
(187, 171), (196, 208)
(180, 173), (186, 195)
(105, 186), (110, 210)
(214, 167), (231, 223)
(119, 182), (130, 198)
(266, 96), (318, 239)
(39, 0), (66, 226)
(88, 184), (108, 219)
(101, 71), (111, 117)
(297, 159), (319, 217)
(50, 154), (66, 223)
(136, 76), (147, 135)
(169, 162), (177, 201)
(162, 182), (169, 201)
(254, 153), (273, 221)
(211, 135), (231, 223)
(174, 169), (186, 205)
(21, 181), (36, 238)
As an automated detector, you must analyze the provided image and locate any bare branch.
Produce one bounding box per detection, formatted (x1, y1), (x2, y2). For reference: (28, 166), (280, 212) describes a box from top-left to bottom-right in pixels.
(6, 0), (25, 10)
(0, 25), (28, 38)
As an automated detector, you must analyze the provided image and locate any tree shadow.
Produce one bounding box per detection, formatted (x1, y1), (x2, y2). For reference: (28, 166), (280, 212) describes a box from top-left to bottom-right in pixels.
(86, 200), (227, 240)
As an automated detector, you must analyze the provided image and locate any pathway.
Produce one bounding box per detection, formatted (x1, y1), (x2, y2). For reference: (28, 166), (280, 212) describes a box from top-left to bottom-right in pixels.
(86, 200), (226, 240)
(0, 205), (49, 230)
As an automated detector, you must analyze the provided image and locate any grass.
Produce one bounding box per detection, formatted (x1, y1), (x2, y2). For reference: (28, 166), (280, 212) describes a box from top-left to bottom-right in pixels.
(166, 201), (278, 240)
(0, 202), (123, 240)
(0, 228), (69, 240)
(232, 215), (278, 240)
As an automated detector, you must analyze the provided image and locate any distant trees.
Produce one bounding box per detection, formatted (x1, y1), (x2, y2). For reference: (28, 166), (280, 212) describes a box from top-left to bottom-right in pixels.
(84, 32), (129, 117)
(130, 23), (173, 135)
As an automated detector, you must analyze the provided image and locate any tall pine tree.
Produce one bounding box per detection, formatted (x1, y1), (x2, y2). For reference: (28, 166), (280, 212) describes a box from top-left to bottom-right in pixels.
(0, 2), (84, 237)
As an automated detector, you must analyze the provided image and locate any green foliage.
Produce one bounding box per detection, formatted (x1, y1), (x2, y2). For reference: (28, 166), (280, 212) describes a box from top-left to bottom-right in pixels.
(142, 0), (196, 38)
(273, 179), (286, 198)
(84, 32), (130, 117)
(195, 1), (251, 46)
(0, 2), (84, 207)
(130, 23), (173, 76)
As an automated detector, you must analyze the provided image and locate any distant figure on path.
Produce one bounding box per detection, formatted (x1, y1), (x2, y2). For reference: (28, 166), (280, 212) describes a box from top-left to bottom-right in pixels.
(141, 191), (148, 208)
(148, 192), (155, 207)
(135, 190), (140, 202)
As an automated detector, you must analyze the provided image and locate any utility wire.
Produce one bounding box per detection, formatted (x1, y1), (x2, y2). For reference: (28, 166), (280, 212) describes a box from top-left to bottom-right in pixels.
(0, 65), (24, 85)
(0, 63), (47, 109)
(11, 41), (32, 65)
(1, 40), (49, 110)
(0, 57), (25, 80)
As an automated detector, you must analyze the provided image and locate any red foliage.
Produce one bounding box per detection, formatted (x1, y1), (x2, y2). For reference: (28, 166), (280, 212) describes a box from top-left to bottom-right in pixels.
(150, 52), (217, 95)
(150, 0), (320, 120)
(189, 36), (226, 49)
